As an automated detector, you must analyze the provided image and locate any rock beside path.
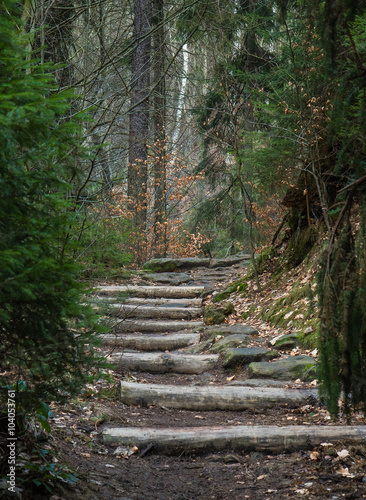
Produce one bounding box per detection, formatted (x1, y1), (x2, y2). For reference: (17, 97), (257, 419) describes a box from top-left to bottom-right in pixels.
(210, 334), (250, 353)
(141, 272), (193, 284)
(248, 355), (316, 381)
(204, 302), (235, 325)
(270, 332), (299, 350)
(143, 258), (211, 272)
(223, 347), (279, 367)
(143, 255), (251, 273)
(201, 324), (258, 336)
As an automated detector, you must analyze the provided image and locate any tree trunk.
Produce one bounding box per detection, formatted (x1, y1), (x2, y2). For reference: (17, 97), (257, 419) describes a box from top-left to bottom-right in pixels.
(152, 0), (167, 257)
(23, 0), (75, 88)
(128, 0), (152, 259)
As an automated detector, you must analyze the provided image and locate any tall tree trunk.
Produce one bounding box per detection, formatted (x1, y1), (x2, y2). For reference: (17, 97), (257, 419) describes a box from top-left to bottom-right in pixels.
(152, 0), (166, 257)
(23, 0), (75, 88)
(128, 0), (152, 259)
(171, 44), (189, 150)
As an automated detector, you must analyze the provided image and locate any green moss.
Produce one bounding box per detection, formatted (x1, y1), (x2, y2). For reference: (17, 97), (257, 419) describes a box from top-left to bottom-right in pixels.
(213, 280), (247, 303)
(255, 246), (275, 274)
(204, 302), (235, 325)
(260, 279), (318, 338)
(286, 226), (318, 268)
(204, 305), (226, 324)
(142, 258), (177, 272)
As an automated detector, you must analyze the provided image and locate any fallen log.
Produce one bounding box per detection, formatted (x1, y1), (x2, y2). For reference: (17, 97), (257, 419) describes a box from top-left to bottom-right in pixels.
(96, 285), (206, 299)
(99, 333), (200, 351)
(113, 319), (203, 333)
(110, 353), (219, 374)
(103, 425), (366, 454)
(119, 382), (316, 410)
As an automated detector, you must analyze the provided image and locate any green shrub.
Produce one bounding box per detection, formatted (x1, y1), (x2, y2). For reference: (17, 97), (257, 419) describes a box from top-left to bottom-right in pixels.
(0, 0), (104, 421)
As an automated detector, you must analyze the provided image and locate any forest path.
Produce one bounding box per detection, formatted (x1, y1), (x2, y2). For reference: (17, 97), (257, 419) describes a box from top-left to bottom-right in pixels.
(92, 258), (366, 456)
(55, 259), (366, 500)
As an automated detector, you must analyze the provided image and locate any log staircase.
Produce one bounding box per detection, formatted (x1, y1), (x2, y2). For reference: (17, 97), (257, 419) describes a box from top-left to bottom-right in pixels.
(92, 257), (366, 456)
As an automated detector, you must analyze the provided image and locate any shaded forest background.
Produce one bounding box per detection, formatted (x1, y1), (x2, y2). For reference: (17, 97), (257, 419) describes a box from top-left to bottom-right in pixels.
(1, 0), (366, 479)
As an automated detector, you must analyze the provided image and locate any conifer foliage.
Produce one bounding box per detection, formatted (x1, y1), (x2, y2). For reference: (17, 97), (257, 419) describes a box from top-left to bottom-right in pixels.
(0, 0), (102, 419)
(311, 1), (366, 416)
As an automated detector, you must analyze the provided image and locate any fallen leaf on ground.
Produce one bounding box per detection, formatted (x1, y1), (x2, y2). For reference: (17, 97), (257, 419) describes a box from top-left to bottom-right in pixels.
(114, 445), (139, 459)
(336, 466), (355, 478)
(337, 449), (350, 458)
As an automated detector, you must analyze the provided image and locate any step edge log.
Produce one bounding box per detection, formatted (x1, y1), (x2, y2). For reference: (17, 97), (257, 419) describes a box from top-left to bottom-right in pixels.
(103, 425), (366, 454)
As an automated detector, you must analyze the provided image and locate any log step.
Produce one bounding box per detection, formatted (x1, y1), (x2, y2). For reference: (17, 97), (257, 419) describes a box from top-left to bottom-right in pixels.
(109, 353), (218, 374)
(96, 285), (206, 298)
(101, 304), (202, 320)
(100, 333), (200, 351)
(103, 425), (366, 455)
(124, 297), (203, 307)
(94, 297), (203, 307)
(114, 319), (204, 333)
(119, 381), (316, 410)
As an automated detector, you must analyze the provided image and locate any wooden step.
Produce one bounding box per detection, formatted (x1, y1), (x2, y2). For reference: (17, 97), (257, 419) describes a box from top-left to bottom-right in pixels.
(100, 333), (200, 351)
(102, 304), (202, 320)
(113, 319), (204, 333)
(96, 285), (206, 298)
(94, 297), (203, 307)
(119, 381), (316, 410)
(124, 297), (203, 307)
(109, 353), (218, 374)
(103, 425), (366, 455)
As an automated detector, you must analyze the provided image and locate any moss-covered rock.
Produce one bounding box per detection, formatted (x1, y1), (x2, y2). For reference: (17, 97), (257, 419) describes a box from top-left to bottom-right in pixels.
(270, 332), (299, 350)
(223, 347), (279, 367)
(143, 257), (211, 272)
(142, 258), (178, 273)
(141, 272), (192, 284)
(248, 355), (316, 381)
(204, 302), (235, 325)
(210, 334), (249, 353)
(200, 324), (259, 337)
(204, 305), (226, 325)
(212, 281), (247, 303)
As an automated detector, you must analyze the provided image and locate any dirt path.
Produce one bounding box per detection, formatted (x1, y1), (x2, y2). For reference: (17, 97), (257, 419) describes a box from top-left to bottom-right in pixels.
(48, 258), (366, 500)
